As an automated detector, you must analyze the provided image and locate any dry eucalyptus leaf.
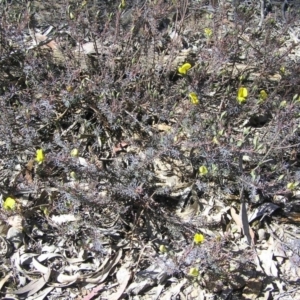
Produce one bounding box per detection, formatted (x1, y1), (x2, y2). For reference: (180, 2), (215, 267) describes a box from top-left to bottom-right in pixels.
(0, 220), (9, 236)
(259, 249), (278, 277)
(0, 236), (14, 258)
(20, 253), (39, 266)
(27, 286), (54, 300)
(37, 253), (64, 263)
(0, 271), (12, 291)
(14, 267), (51, 296)
(32, 258), (49, 274)
(84, 249), (123, 284)
(6, 227), (24, 249)
(231, 207), (255, 245)
(240, 201), (253, 245)
(153, 284), (165, 300)
(55, 272), (81, 284)
(108, 267), (131, 300)
(7, 215), (24, 230)
(82, 283), (105, 300)
(160, 278), (187, 300)
(76, 41), (102, 55)
(30, 32), (59, 51)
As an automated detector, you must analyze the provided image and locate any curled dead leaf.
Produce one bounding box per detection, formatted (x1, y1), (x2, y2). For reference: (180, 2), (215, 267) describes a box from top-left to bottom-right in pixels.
(231, 206), (255, 245)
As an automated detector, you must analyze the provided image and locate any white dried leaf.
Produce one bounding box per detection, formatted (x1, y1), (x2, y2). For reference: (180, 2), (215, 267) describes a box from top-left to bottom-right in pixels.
(56, 272), (81, 283)
(51, 214), (79, 224)
(108, 267), (131, 300)
(0, 271), (12, 291)
(14, 267), (51, 296)
(32, 258), (49, 274)
(6, 227), (24, 249)
(259, 249), (278, 277)
(78, 157), (88, 166)
(27, 286), (54, 300)
(7, 215), (24, 230)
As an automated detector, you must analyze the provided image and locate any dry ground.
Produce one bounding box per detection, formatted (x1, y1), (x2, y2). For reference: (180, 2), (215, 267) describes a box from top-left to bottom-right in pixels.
(0, 0), (300, 299)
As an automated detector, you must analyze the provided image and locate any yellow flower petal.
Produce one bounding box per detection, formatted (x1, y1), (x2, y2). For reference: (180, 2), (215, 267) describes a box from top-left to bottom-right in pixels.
(71, 148), (79, 157)
(287, 182), (298, 190)
(204, 28), (213, 38)
(159, 245), (167, 253)
(41, 206), (49, 216)
(119, 0), (126, 9)
(237, 87), (248, 104)
(70, 171), (77, 180)
(238, 87), (248, 98)
(237, 97), (246, 104)
(189, 267), (199, 277)
(259, 90), (268, 101)
(213, 136), (219, 145)
(280, 100), (287, 108)
(3, 197), (16, 210)
(199, 166), (208, 176)
(35, 149), (45, 164)
(178, 63), (192, 75)
(194, 233), (205, 244)
(189, 92), (199, 105)
(66, 85), (73, 92)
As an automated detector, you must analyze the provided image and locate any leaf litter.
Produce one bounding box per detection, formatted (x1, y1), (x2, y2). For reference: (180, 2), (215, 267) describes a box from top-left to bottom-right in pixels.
(1, 1), (300, 300)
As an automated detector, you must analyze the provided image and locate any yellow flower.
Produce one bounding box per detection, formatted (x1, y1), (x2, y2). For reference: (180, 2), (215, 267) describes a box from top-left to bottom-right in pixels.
(159, 245), (167, 253)
(35, 149), (45, 164)
(189, 92), (199, 104)
(41, 206), (49, 216)
(199, 166), (208, 176)
(293, 94), (300, 105)
(119, 0), (126, 9)
(280, 66), (285, 75)
(280, 100), (287, 108)
(3, 197), (16, 210)
(213, 136), (220, 145)
(239, 75), (246, 82)
(70, 148), (79, 157)
(189, 267), (199, 277)
(194, 233), (205, 244)
(178, 63), (192, 75)
(259, 90), (268, 101)
(287, 182), (298, 190)
(237, 87), (248, 104)
(66, 85), (73, 92)
(204, 27), (213, 38)
(70, 171), (77, 180)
